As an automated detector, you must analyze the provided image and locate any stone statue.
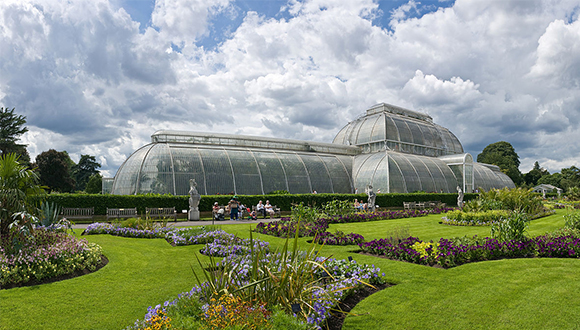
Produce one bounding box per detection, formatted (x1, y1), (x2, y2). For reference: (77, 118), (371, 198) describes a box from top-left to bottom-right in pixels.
(366, 184), (376, 212)
(188, 179), (201, 221)
(456, 186), (464, 209)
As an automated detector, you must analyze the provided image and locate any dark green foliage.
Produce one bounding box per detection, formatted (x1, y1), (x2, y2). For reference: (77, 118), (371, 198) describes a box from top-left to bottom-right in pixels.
(30, 192), (475, 216)
(537, 172), (563, 188)
(477, 141), (522, 185)
(85, 173), (102, 194)
(0, 107), (30, 165)
(72, 154), (101, 191)
(523, 161), (550, 186)
(268, 190), (289, 195)
(0, 153), (45, 237)
(35, 149), (76, 192)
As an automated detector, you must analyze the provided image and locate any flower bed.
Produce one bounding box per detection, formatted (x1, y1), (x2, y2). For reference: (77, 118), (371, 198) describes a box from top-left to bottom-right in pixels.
(359, 233), (580, 268)
(254, 208), (450, 239)
(83, 222), (175, 238)
(313, 231), (365, 246)
(1, 228), (103, 288)
(441, 209), (556, 227)
(129, 251), (384, 330)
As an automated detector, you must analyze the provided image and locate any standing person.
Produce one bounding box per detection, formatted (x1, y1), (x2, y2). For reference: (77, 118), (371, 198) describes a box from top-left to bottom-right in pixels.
(229, 197), (239, 221)
(256, 200), (266, 219)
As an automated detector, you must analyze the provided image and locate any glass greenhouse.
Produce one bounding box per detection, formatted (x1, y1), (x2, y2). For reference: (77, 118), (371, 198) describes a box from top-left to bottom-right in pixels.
(110, 103), (515, 195)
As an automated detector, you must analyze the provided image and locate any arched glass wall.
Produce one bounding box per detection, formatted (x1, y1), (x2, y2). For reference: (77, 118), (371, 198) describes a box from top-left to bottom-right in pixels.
(353, 151), (459, 193)
(111, 143), (353, 195)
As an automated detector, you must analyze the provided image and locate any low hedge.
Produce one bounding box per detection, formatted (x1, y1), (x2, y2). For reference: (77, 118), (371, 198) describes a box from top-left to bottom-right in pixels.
(32, 192), (477, 215)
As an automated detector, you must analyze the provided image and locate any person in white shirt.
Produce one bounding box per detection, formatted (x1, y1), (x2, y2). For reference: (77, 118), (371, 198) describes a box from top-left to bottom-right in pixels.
(256, 200), (266, 218)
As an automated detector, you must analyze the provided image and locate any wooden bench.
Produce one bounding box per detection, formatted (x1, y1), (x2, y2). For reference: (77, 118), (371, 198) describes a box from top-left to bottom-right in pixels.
(60, 207), (94, 221)
(106, 208), (137, 221)
(146, 207), (177, 222)
(404, 201), (447, 210)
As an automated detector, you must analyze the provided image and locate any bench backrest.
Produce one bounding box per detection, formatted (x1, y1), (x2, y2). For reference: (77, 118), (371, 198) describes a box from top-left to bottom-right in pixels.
(146, 207), (177, 221)
(106, 208), (137, 219)
(61, 207), (94, 219)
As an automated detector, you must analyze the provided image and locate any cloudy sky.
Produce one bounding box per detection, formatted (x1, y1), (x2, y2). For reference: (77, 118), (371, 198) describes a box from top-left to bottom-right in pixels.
(1, 0), (579, 177)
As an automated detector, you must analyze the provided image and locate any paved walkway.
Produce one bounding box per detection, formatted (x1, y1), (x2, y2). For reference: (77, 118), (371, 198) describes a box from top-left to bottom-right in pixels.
(72, 217), (280, 229)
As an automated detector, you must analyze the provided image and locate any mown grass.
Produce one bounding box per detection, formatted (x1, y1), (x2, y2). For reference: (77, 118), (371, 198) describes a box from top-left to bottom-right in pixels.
(0, 209), (577, 329)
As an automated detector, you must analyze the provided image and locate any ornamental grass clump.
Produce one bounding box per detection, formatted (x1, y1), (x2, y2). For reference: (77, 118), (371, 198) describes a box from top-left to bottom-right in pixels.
(143, 225), (385, 329)
(490, 211), (530, 242)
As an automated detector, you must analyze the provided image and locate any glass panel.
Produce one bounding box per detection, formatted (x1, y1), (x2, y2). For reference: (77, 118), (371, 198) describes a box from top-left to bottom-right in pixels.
(139, 144), (174, 194)
(370, 114), (385, 142)
(333, 125), (349, 144)
(406, 122), (425, 146)
(418, 123), (435, 148)
(390, 153), (421, 193)
(322, 156), (352, 193)
(299, 154), (332, 193)
(387, 154), (407, 193)
(353, 153), (375, 192)
(392, 118), (413, 144)
(252, 151), (287, 194)
(276, 153), (311, 194)
(112, 144), (152, 195)
(408, 155), (435, 193)
(171, 147), (206, 195)
(369, 153), (388, 193)
(198, 148), (234, 195)
(347, 119), (365, 145)
(385, 116), (399, 141)
(355, 117), (376, 144)
(464, 163), (474, 193)
(422, 158), (451, 193)
(227, 149), (262, 195)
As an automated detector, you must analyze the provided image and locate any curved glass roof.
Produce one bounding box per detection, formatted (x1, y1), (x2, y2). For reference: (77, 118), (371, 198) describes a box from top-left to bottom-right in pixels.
(333, 103), (463, 156)
(352, 151), (513, 193)
(111, 143), (353, 195)
(111, 103), (515, 196)
(353, 151), (459, 193)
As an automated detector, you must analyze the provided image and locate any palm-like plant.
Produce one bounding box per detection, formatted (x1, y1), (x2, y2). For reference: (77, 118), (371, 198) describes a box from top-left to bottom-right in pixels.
(0, 153), (45, 238)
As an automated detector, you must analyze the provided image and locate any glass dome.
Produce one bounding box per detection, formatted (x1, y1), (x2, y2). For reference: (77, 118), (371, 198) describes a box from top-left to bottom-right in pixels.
(333, 103), (464, 156)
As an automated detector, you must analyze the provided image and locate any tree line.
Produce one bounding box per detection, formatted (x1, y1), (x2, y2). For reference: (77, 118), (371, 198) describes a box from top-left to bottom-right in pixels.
(477, 141), (579, 192)
(0, 107), (102, 194)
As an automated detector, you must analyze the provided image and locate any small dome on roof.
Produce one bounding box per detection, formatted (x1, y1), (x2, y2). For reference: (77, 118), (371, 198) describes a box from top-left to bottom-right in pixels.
(333, 103), (463, 156)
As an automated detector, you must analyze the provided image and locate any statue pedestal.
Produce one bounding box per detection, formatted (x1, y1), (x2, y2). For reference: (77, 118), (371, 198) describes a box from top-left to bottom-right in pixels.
(188, 209), (200, 221)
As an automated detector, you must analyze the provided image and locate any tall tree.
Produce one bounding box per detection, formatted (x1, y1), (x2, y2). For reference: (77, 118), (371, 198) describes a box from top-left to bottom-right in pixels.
(523, 161), (550, 187)
(0, 107), (30, 165)
(477, 141), (523, 185)
(35, 149), (76, 192)
(85, 173), (103, 194)
(72, 155), (101, 191)
(560, 166), (580, 191)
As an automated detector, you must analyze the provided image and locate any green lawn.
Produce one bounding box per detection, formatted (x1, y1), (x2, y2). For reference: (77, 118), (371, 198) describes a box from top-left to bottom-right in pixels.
(1, 209), (578, 329)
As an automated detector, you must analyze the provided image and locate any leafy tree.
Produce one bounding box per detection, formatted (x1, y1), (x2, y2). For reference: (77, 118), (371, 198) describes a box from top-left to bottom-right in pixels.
(0, 153), (45, 239)
(0, 107), (30, 165)
(85, 173), (103, 194)
(537, 172), (563, 188)
(72, 154), (101, 191)
(523, 161), (550, 187)
(477, 141), (522, 185)
(560, 166), (580, 191)
(35, 149), (76, 192)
